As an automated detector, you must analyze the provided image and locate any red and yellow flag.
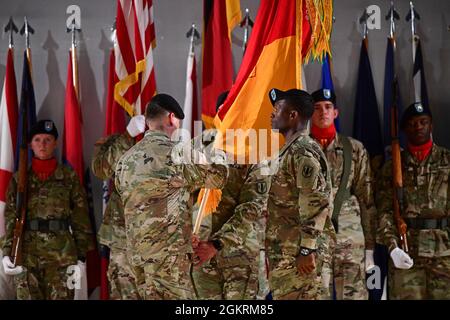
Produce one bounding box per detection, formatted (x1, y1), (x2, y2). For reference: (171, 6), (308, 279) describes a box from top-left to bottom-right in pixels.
(213, 0), (332, 160)
(196, 0), (333, 221)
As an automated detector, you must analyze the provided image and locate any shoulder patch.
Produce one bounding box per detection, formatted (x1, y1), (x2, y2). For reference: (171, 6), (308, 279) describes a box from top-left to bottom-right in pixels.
(296, 156), (320, 189)
(302, 165), (314, 178)
(256, 181), (268, 194)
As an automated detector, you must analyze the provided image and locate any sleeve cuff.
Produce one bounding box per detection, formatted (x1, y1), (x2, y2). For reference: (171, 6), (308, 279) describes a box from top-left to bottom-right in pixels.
(300, 236), (317, 250)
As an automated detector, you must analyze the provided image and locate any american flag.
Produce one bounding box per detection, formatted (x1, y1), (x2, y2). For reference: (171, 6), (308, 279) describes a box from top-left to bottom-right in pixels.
(114, 0), (156, 116)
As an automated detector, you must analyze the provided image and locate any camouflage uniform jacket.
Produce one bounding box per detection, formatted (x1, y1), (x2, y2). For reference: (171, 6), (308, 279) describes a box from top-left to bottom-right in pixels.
(115, 130), (228, 267)
(210, 163), (270, 266)
(377, 144), (450, 257)
(91, 133), (134, 250)
(319, 134), (376, 249)
(2, 164), (94, 266)
(266, 129), (333, 272)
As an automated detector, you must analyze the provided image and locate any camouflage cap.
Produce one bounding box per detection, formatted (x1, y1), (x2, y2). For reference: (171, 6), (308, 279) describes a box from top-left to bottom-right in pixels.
(401, 102), (432, 128)
(29, 119), (59, 141)
(311, 88), (337, 106)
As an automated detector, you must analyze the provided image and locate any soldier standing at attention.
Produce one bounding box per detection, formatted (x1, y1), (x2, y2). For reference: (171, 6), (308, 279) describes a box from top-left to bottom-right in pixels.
(376, 103), (450, 299)
(2, 120), (94, 299)
(265, 88), (333, 300)
(310, 89), (377, 299)
(91, 115), (146, 299)
(191, 91), (271, 300)
(115, 94), (228, 300)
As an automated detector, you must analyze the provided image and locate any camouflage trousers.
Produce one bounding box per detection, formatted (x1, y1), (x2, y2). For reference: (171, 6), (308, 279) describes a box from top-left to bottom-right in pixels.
(316, 227), (337, 300)
(131, 254), (194, 300)
(388, 255), (450, 299)
(268, 265), (322, 300)
(14, 265), (74, 300)
(191, 256), (259, 300)
(108, 247), (140, 300)
(331, 244), (368, 300)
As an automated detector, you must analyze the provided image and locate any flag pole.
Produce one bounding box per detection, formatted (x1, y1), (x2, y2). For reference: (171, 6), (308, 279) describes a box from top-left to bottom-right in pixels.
(186, 23), (200, 54)
(193, 189), (210, 235)
(359, 8), (370, 40)
(67, 21), (81, 99)
(239, 8), (254, 54)
(386, 1), (400, 40)
(5, 17), (18, 50)
(406, 2), (421, 62)
(20, 16), (34, 68)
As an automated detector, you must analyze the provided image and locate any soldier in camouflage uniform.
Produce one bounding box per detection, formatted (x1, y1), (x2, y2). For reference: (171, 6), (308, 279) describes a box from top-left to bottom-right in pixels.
(376, 103), (450, 299)
(1, 120), (94, 300)
(265, 88), (334, 300)
(191, 92), (270, 300)
(115, 94), (228, 300)
(191, 161), (270, 300)
(310, 89), (377, 300)
(91, 115), (146, 299)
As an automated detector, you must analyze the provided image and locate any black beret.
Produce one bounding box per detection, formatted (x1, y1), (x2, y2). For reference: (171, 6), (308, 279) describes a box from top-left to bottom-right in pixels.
(268, 88), (314, 118)
(29, 120), (58, 141)
(150, 93), (185, 120)
(215, 91), (229, 112)
(401, 102), (432, 128)
(311, 88), (337, 106)
(269, 88), (312, 106)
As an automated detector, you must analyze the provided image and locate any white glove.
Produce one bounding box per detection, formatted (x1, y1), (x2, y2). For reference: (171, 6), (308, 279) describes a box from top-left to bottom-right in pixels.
(67, 260), (88, 300)
(2, 256), (23, 275)
(365, 249), (375, 272)
(390, 247), (414, 269)
(126, 115), (146, 137)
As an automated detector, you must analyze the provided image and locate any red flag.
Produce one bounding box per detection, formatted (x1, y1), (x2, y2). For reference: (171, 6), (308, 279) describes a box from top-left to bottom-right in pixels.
(63, 50), (101, 296)
(114, 0), (157, 116)
(201, 0), (240, 128)
(105, 49), (126, 136)
(63, 51), (84, 183)
(0, 48), (18, 238)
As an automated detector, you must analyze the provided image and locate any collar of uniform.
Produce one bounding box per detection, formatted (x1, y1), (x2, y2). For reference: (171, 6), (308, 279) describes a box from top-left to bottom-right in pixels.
(144, 129), (170, 140)
(279, 128), (309, 156)
(404, 142), (438, 166)
(29, 163), (64, 181)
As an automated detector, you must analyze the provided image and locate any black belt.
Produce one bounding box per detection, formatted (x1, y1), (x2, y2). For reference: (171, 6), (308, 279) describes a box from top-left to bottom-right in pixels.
(25, 219), (70, 232)
(405, 217), (449, 230)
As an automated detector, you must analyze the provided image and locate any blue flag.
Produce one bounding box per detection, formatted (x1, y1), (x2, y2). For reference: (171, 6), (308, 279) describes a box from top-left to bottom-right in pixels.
(353, 39), (383, 157)
(321, 53), (340, 131)
(15, 51), (37, 171)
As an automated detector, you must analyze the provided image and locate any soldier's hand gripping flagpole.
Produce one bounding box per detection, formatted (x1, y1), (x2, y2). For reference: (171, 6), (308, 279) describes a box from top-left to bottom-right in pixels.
(193, 189), (210, 235)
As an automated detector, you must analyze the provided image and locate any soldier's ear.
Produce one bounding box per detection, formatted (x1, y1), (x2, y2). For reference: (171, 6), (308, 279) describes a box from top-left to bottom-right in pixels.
(333, 108), (339, 119)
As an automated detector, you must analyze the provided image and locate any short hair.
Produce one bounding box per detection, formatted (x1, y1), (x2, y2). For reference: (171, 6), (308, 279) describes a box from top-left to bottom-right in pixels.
(284, 94), (314, 120)
(145, 101), (169, 121)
